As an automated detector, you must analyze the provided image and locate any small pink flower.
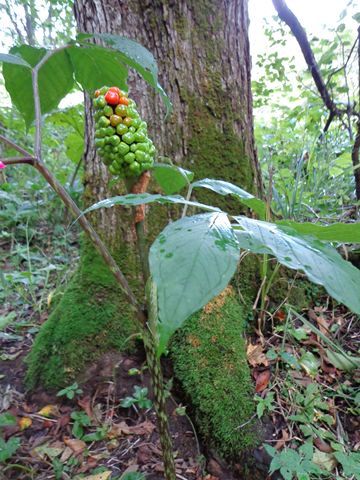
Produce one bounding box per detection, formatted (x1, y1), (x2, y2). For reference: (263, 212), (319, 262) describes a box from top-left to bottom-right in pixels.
(0, 161), (6, 169)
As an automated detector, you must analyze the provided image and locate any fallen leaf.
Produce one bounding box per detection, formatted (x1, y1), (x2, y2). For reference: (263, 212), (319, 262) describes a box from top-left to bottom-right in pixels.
(299, 351), (320, 377)
(308, 309), (330, 336)
(37, 405), (59, 417)
(109, 420), (155, 438)
(289, 370), (312, 386)
(78, 396), (93, 419)
(81, 472), (111, 480)
(18, 417), (32, 430)
(60, 446), (73, 462)
(63, 437), (86, 455)
(32, 442), (63, 460)
(255, 370), (271, 393)
(314, 437), (333, 453)
(247, 343), (269, 367)
(274, 310), (286, 322)
(313, 448), (337, 471)
(275, 429), (289, 450)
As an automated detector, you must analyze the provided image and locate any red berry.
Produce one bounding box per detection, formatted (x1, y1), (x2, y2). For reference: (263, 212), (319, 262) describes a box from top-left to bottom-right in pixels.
(109, 86), (123, 96)
(119, 96), (129, 106)
(94, 89), (101, 98)
(105, 91), (120, 105)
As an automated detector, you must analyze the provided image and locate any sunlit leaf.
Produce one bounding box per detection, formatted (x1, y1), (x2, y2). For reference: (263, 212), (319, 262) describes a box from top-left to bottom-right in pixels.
(2, 45), (74, 128)
(277, 220), (360, 243)
(153, 163), (193, 194)
(150, 212), (240, 355)
(83, 193), (220, 217)
(77, 33), (171, 114)
(67, 45), (128, 92)
(233, 216), (360, 315)
(192, 178), (266, 219)
(0, 53), (31, 67)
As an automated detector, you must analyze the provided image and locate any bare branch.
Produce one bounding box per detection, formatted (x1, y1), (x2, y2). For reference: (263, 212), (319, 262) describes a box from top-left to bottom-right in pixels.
(0, 136), (145, 324)
(0, 156), (35, 165)
(0, 133), (33, 157)
(272, 0), (339, 115)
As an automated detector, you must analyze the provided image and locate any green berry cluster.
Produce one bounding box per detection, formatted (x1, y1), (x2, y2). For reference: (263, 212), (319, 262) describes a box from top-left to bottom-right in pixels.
(93, 86), (156, 178)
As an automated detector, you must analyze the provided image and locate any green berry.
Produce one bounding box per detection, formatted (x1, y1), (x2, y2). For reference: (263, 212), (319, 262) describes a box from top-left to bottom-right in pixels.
(108, 164), (118, 174)
(129, 161), (141, 174)
(115, 104), (128, 117)
(105, 126), (116, 136)
(118, 142), (130, 156)
(132, 117), (141, 128)
(103, 105), (113, 117)
(135, 131), (146, 143)
(136, 142), (150, 152)
(98, 116), (110, 128)
(141, 162), (153, 170)
(116, 124), (128, 136)
(95, 138), (105, 148)
(122, 132), (135, 145)
(96, 96), (106, 108)
(124, 152), (135, 164)
(110, 114), (122, 127)
(135, 150), (146, 163)
(123, 117), (133, 127)
(109, 135), (120, 146)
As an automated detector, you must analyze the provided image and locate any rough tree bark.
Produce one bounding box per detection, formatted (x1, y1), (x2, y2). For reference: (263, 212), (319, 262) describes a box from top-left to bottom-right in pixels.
(27, 0), (262, 462)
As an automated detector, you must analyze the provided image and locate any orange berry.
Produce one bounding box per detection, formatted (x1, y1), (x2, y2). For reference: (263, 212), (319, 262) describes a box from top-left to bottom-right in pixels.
(119, 96), (129, 106)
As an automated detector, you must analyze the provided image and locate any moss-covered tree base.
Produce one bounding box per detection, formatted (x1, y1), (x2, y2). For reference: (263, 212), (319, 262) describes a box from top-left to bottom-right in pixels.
(171, 286), (257, 458)
(25, 241), (138, 390)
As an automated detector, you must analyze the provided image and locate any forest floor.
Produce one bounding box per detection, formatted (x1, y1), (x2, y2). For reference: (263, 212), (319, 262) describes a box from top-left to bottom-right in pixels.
(0, 220), (359, 480)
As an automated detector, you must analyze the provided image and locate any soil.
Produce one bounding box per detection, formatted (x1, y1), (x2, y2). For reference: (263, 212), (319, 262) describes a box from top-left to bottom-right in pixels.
(0, 327), (256, 480)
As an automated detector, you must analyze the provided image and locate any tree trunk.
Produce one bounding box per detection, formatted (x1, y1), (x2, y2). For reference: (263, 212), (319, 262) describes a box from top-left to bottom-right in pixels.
(27, 0), (262, 464)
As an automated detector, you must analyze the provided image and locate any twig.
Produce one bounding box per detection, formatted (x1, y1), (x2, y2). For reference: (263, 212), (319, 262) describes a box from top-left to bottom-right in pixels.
(235, 413), (257, 430)
(0, 134), (145, 324)
(0, 133), (32, 156)
(0, 156), (35, 165)
(272, 0), (339, 115)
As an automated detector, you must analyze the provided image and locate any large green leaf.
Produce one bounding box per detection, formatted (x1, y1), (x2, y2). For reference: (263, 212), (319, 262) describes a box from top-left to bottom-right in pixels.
(2, 45), (74, 128)
(233, 216), (360, 315)
(83, 193), (220, 216)
(78, 33), (171, 114)
(0, 53), (31, 67)
(67, 45), (128, 92)
(276, 220), (360, 243)
(192, 178), (266, 219)
(153, 163), (194, 194)
(150, 212), (240, 355)
(65, 132), (84, 163)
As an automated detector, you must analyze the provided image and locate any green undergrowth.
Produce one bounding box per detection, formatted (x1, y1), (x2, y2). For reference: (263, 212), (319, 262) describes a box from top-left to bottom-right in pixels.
(171, 287), (258, 458)
(25, 240), (138, 390)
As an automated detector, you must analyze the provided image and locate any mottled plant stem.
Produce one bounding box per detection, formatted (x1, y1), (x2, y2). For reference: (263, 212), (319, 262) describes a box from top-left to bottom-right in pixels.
(143, 279), (176, 480)
(128, 176), (176, 480)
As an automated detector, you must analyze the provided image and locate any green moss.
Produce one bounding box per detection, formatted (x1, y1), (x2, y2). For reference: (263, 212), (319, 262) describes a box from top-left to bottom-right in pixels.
(25, 239), (138, 390)
(171, 288), (257, 458)
(179, 90), (253, 215)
